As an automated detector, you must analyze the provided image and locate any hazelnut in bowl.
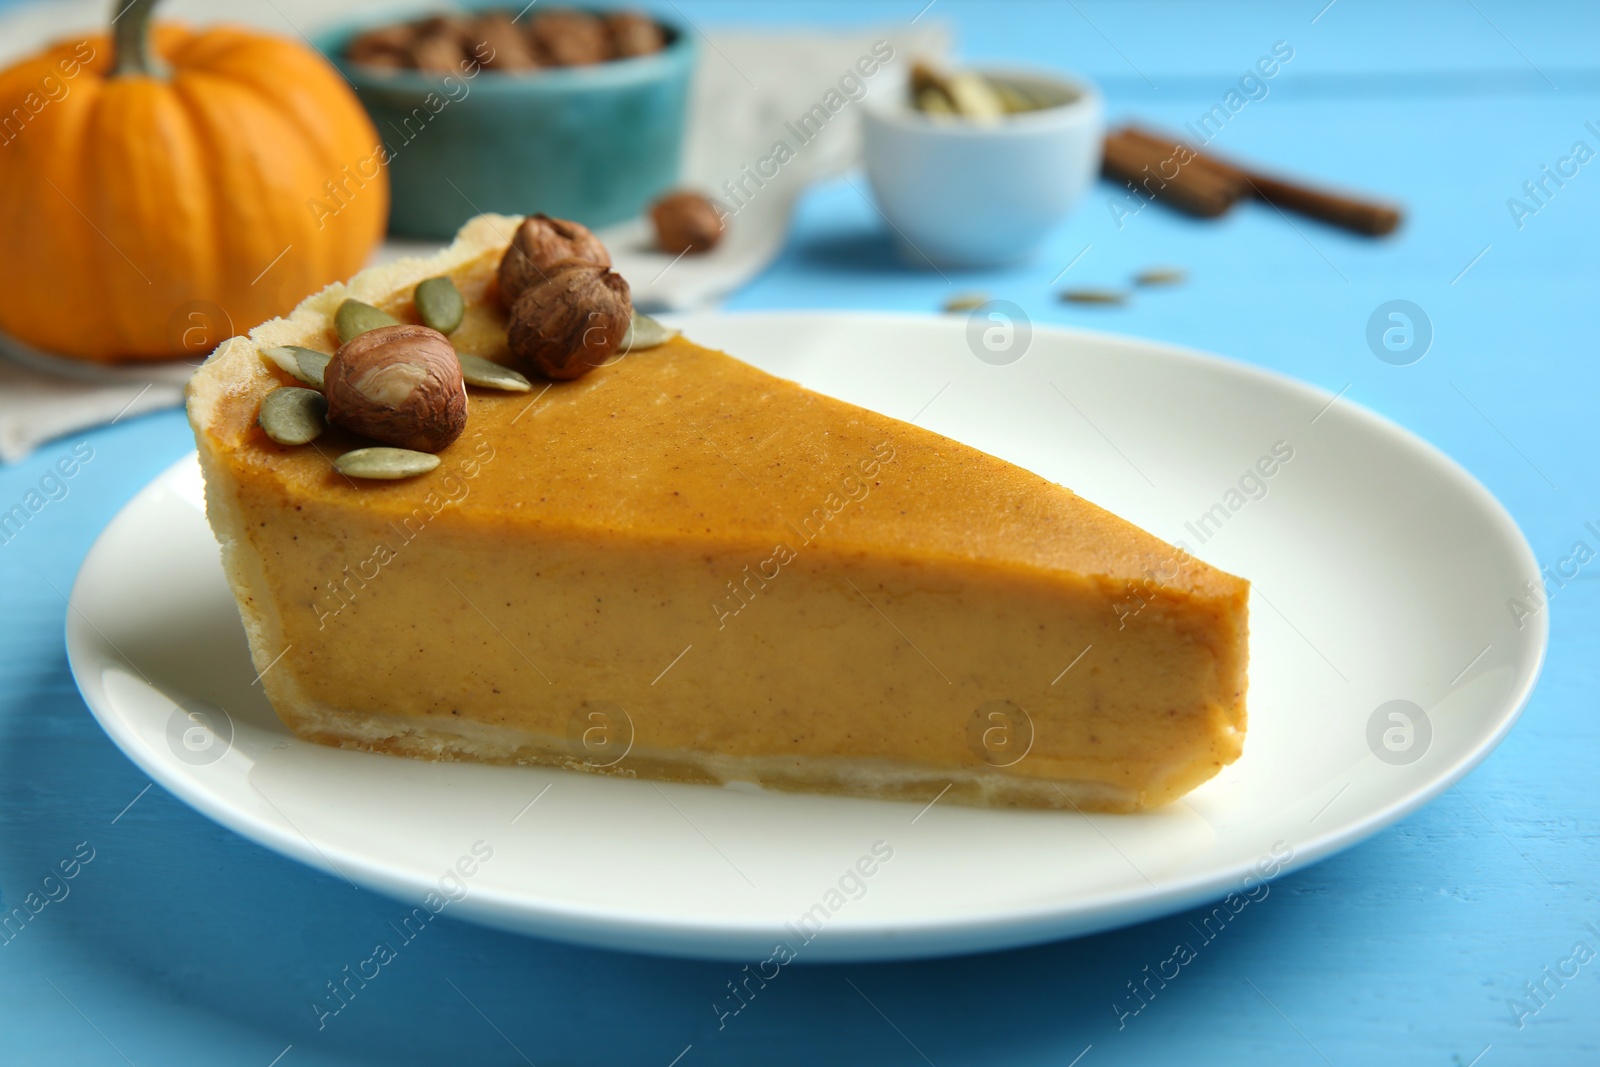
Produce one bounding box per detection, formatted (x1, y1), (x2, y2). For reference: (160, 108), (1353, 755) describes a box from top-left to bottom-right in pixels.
(862, 63), (1104, 269)
(314, 5), (694, 239)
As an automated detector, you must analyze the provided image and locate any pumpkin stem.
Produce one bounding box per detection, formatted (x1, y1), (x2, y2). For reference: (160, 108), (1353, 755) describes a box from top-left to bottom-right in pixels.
(110, 0), (166, 77)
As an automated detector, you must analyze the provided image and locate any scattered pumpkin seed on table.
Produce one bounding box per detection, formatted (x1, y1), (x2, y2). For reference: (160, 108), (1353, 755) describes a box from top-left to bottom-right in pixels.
(1133, 267), (1187, 287)
(334, 298), (399, 344)
(1059, 288), (1129, 305)
(258, 386), (327, 445)
(260, 344), (331, 390)
(414, 275), (464, 334)
(457, 352), (532, 392)
(943, 292), (989, 313)
(334, 447), (441, 480)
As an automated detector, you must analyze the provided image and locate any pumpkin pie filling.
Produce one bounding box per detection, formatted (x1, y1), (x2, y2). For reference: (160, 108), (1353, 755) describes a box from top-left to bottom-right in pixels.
(188, 214), (1249, 812)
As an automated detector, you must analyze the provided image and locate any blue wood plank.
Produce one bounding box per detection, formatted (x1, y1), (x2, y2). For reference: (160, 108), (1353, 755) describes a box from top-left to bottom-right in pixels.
(2, 0), (1598, 1063)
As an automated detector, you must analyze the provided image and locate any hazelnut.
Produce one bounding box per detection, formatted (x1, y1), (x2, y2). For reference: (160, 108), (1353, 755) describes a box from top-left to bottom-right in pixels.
(416, 14), (472, 42)
(528, 9), (610, 66)
(473, 12), (540, 71)
(349, 49), (407, 71)
(411, 30), (465, 74)
(507, 262), (631, 381)
(650, 191), (724, 255)
(325, 325), (467, 452)
(347, 24), (415, 67)
(606, 12), (665, 57)
(353, 23), (415, 52)
(498, 214), (611, 308)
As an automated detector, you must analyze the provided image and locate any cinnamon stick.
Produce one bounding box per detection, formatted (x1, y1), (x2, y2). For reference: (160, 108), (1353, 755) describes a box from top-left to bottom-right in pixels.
(1117, 125), (1403, 236)
(1101, 129), (1246, 218)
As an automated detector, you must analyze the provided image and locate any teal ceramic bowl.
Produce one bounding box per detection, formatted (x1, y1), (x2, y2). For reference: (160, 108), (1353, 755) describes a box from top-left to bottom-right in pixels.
(313, 6), (695, 239)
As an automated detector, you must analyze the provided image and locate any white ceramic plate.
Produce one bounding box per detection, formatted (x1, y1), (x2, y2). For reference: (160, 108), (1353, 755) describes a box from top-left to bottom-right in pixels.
(67, 312), (1546, 962)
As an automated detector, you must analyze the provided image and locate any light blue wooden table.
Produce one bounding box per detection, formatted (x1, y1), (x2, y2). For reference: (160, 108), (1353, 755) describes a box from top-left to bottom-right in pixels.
(2, 1), (1596, 1063)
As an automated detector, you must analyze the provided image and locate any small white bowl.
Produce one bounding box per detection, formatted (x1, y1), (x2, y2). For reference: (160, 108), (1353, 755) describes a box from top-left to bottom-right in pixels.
(862, 68), (1104, 269)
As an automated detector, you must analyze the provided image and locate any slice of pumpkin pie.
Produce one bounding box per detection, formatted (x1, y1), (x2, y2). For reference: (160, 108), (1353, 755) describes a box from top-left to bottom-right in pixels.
(186, 213), (1249, 812)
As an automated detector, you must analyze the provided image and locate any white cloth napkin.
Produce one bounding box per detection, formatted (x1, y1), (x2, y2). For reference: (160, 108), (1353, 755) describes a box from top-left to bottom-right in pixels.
(0, 1), (945, 461)
(0, 352), (194, 463)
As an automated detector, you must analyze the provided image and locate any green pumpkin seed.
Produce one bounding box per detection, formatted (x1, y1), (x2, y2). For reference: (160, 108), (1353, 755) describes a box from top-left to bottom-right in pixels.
(945, 71), (1006, 120)
(415, 276), (464, 334)
(620, 310), (679, 352)
(457, 352), (531, 392)
(260, 345), (331, 390)
(258, 387), (327, 445)
(1059, 288), (1128, 306)
(916, 87), (956, 115)
(992, 80), (1041, 114)
(1133, 267), (1187, 287)
(335, 299), (400, 344)
(333, 447), (441, 480)
(942, 292), (989, 313)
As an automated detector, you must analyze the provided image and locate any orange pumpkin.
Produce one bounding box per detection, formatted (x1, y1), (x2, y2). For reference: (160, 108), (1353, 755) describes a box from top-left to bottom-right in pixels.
(0, 0), (388, 362)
